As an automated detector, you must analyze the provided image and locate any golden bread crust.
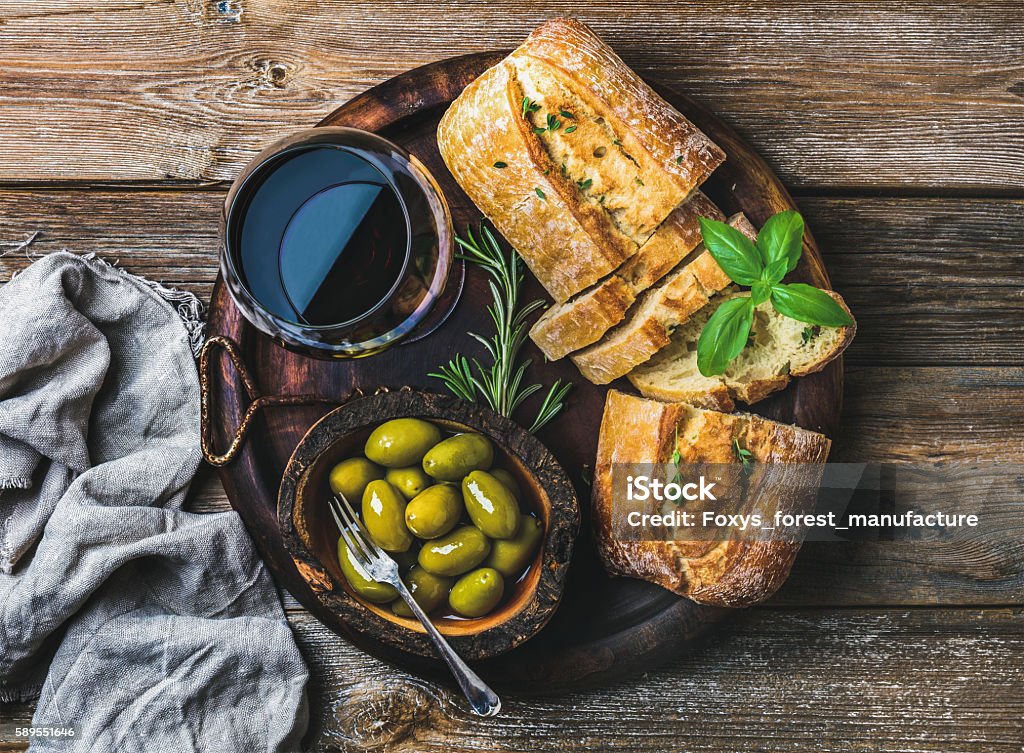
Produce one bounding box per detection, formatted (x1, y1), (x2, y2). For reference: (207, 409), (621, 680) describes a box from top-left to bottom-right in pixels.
(593, 391), (831, 607)
(438, 61), (631, 302)
(568, 213), (755, 384)
(529, 276), (634, 361)
(528, 191), (723, 361)
(519, 18), (725, 198)
(617, 192), (723, 291)
(437, 18), (725, 303)
(628, 289), (856, 409)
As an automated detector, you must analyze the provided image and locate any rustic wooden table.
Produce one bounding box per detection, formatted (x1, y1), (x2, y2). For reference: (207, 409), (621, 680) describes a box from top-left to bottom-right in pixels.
(1, 2), (1022, 751)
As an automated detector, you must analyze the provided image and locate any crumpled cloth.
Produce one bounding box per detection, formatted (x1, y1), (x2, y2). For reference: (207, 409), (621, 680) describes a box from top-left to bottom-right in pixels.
(0, 253), (309, 752)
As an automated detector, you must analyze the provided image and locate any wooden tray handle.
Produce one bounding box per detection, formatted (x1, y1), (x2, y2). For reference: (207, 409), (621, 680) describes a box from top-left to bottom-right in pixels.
(199, 336), (341, 467)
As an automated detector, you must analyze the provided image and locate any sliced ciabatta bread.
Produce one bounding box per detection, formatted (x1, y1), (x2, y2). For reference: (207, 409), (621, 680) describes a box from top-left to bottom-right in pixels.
(569, 213), (756, 384)
(529, 192), (724, 361)
(593, 390), (830, 607)
(628, 289), (855, 411)
(529, 276), (634, 362)
(437, 18), (724, 303)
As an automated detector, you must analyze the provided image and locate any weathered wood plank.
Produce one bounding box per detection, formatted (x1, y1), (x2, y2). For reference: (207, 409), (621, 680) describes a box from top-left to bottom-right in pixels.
(782, 365), (1024, 605)
(0, 189), (221, 296)
(808, 197), (1024, 367)
(0, 1), (1021, 189)
(3, 608), (1022, 752)
(0, 705), (32, 752)
(836, 366), (1024, 462)
(298, 608), (1021, 752)
(1, 192), (1022, 366)
(780, 539), (1024, 607)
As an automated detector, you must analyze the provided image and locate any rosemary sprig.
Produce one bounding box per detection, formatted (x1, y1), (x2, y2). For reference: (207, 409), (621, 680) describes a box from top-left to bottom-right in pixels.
(529, 378), (572, 433)
(430, 355), (478, 403)
(429, 224), (572, 432)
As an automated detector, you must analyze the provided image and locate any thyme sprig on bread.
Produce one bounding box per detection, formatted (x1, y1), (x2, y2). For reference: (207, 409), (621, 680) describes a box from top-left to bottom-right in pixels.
(430, 224), (572, 433)
(695, 210), (853, 376)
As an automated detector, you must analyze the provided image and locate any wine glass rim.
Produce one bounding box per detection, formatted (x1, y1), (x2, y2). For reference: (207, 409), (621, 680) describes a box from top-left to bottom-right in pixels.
(222, 133), (417, 332)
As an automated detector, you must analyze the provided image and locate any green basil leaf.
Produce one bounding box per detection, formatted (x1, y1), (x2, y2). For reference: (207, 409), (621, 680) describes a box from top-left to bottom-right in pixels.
(770, 283), (853, 327)
(763, 257), (789, 285)
(751, 280), (771, 305)
(756, 210), (804, 273)
(697, 296), (755, 377)
(699, 217), (763, 286)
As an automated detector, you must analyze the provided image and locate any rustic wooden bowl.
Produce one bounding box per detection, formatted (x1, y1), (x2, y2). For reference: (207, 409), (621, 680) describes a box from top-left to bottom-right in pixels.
(278, 389), (579, 660)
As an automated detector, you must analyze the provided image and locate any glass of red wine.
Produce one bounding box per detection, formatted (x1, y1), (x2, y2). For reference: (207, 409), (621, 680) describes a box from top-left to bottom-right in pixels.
(221, 127), (456, 358)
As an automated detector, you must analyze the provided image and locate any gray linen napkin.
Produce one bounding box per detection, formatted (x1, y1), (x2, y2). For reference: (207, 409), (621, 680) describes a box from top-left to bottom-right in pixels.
(0, 252), (309, 752)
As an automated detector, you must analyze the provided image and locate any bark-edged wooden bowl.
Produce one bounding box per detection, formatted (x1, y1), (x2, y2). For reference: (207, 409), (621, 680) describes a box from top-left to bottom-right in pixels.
(278, 389), (580, 660)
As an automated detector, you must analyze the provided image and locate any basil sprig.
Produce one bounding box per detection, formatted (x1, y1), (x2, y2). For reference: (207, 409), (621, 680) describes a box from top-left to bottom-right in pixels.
(696, 296), (754, 377)
(695, 210), (852, 377)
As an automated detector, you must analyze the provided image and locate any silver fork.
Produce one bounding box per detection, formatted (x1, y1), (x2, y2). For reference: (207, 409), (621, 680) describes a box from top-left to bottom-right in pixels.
(328, 492), (502, 717)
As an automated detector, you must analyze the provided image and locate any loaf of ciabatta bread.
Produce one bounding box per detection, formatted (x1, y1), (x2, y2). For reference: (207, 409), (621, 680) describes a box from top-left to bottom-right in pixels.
(628, 289), (856, 411)
(569, 213), (756, 384)
(593, 390), (830, 607)
(528, 191), (724, 361)
(436, 18), (725, 303)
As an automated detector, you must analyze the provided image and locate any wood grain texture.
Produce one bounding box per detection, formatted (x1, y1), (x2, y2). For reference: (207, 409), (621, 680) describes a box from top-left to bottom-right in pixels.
(1, 192), (1021, 366)
(0, 4), (1021, 746)
(6, 608), (1023, 752)
(298, 608), (1024, 752)
(0, 1), (1021, 189)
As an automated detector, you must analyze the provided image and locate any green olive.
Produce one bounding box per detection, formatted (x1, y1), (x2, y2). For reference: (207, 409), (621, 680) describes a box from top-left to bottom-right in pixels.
(361, 480), (413, 552)
(489, 468), (521, 501)
(385, 466), (432, 500)
(422, 433), (494, 481)
(485, 515), (543, 576)
(404, 484), (463, 540)
(392, 566), (453, 618)
(461, 470), (520, 539)
(365, 418), (442, 468)
(392, 545), (420, 572)
(337, 538), (398, 603)
(329, 457), (384, 503)
(417, 525), (492, 577)
(448, 567), (505, 618)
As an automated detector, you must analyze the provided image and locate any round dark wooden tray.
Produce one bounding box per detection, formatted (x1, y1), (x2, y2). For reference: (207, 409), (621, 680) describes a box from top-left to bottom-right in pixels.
(206, 51), (842, 694)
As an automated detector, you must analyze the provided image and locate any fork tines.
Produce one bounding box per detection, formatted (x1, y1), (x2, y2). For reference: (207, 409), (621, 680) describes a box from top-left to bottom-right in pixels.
(329, 493), (377, 564)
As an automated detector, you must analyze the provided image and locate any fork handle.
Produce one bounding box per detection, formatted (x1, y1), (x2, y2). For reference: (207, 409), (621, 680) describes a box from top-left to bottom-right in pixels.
(392, 580), (502, 716)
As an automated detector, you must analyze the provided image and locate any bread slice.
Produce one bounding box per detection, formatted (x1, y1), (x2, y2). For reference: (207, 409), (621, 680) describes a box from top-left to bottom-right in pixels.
(569, 213), (756, 384)
(437, 18), (725, 303)
(593, 390), (830, 607)
(529, 191), (724, 361)
(628, 290), (856, 411)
